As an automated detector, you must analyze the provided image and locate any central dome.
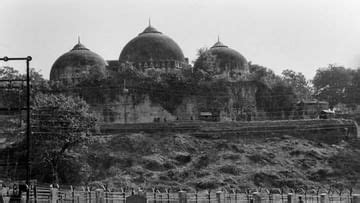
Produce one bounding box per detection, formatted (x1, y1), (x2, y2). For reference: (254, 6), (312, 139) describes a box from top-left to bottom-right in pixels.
(119, 24), (185, 70)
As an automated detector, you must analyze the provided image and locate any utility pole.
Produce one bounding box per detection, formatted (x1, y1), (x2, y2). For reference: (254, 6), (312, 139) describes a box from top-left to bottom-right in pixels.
(0, 56), (32, 203)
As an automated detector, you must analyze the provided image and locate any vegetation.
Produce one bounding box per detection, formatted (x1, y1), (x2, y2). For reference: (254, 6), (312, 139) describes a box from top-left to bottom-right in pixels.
(281, 69), (312, 101)
(0, 66), (48, 108)
(0, 66), (96, 184)
(312, 64), (360, 109)
(81, 129), (360, 190)
(249, 64), (306, 118)
(31, 93), (96, 184)
(313, 65), (353, 106)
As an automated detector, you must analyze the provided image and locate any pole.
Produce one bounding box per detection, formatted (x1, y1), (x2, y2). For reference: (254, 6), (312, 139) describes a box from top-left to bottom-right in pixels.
(0, 56), (32, 203)
(26, 56), (32, 203)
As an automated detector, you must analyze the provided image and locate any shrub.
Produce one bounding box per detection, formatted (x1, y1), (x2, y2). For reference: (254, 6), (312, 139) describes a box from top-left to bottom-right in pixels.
(174, 153), (192, 164)
(219, 165), (240, 175)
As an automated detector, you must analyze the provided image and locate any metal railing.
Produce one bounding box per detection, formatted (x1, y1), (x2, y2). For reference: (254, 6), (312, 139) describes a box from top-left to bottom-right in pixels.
(1, 185), (359, 203)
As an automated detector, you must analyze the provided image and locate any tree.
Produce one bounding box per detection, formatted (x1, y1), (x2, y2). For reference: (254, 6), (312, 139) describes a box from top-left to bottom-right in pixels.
(281, 69), (312, 101)
(313, 65), (352, 106)
(0, 67), (23, 109)
(0, 66), (48, 108)
(0, 66), (21, 79)
(270, 81), (297, 119)
(255, 81), (297, 119)
(31, 93), (96, 183)
(193, 47), (217, 78)
(248, 63), (281, 87)
(345, 68), (360, 107)
(248, 64), (298, 119)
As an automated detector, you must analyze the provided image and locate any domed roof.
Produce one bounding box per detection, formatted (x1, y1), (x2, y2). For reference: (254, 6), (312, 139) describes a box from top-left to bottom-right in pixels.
(119, 24), (185, 63)
(50, 40), (107, 82)
(194, 39), (249, 75)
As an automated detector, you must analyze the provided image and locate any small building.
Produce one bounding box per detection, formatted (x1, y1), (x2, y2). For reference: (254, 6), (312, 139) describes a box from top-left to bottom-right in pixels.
(319, 109), (335, 119)
(296, 100), (329, 119)
(198, 110), (220, 122)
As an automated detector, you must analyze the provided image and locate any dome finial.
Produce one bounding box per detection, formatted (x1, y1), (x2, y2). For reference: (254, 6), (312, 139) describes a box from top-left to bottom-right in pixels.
(140, 19), (162, 35)
(211, 36), (228, 48)
(72, 36), (89, 51)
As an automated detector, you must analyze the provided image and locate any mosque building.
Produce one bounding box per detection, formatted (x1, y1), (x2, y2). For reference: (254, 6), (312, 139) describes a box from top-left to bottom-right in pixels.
(49, 22), (260, 123)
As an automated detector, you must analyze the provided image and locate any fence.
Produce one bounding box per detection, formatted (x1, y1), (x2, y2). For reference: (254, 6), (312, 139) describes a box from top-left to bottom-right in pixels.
(1, 185), (360, 203)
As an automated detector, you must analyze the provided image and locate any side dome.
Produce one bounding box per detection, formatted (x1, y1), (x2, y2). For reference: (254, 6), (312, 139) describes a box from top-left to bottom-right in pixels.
(194, 39), (249, 80)
(119, 24), (186, 71)
(50, 40), (107, 84)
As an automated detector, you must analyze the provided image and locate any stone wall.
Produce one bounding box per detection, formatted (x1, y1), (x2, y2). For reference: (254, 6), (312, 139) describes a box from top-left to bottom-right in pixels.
(88, 81), (260, 124)
(92, 95), (176, 124)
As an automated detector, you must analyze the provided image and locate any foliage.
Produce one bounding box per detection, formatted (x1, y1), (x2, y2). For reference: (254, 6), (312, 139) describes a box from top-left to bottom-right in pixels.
(0, 67), (24, 109)
(281, 69), (312, 101)
(255, 81), (297, 119)
(218, 165), (240, 175)
(193, 47), (217, 78)
(249, 64), (311, 106)
(313, 65), (353, 106)
(255, 82), (272, 110)
(0, 66), (48, 108)
(345, 68), (360, 106)
(249, 63), (281, 87)
(249, 64), (299, 118)
(270, 81), (297, 118)
(0, 66), (21, 80)
(71, 69), (232, 114)
(196, 79), (231, 111)
(31, 93), (96, 183)
(328, 150), (360, 187)
(0, 66), (48, 87)
(145, 73), (192, 113)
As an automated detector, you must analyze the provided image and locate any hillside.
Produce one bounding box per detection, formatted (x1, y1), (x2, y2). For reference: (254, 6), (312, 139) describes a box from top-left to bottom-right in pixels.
(1, 119), (359, 191)
(81, 120), (360, 191)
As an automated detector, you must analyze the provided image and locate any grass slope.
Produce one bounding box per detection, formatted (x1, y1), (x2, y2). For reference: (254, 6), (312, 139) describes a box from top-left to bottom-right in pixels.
(85, 132), (360, 191)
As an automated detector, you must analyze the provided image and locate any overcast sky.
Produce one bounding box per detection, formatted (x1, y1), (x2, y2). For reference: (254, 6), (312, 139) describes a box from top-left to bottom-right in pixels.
(1, 0), (360, 79)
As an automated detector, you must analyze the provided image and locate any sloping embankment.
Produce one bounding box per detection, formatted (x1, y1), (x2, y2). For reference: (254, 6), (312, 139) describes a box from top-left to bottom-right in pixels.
(85, 119), (360, 190)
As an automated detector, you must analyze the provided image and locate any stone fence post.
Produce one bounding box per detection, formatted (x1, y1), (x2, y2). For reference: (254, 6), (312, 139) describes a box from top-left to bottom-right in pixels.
(216, 191), (222, 203)
(21, 192), (26, 203)
(253, 192), (261, 203)
(298, 195), (304, 203)
(287, 193), (293, 203)
(95, 188), (104, 203)
(353, 194), (360, 203)
(320, 193), (326, 203)
(50, 187), (59, 203)
(179, 190), (187, 203)
(2, 196), (10, 203)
